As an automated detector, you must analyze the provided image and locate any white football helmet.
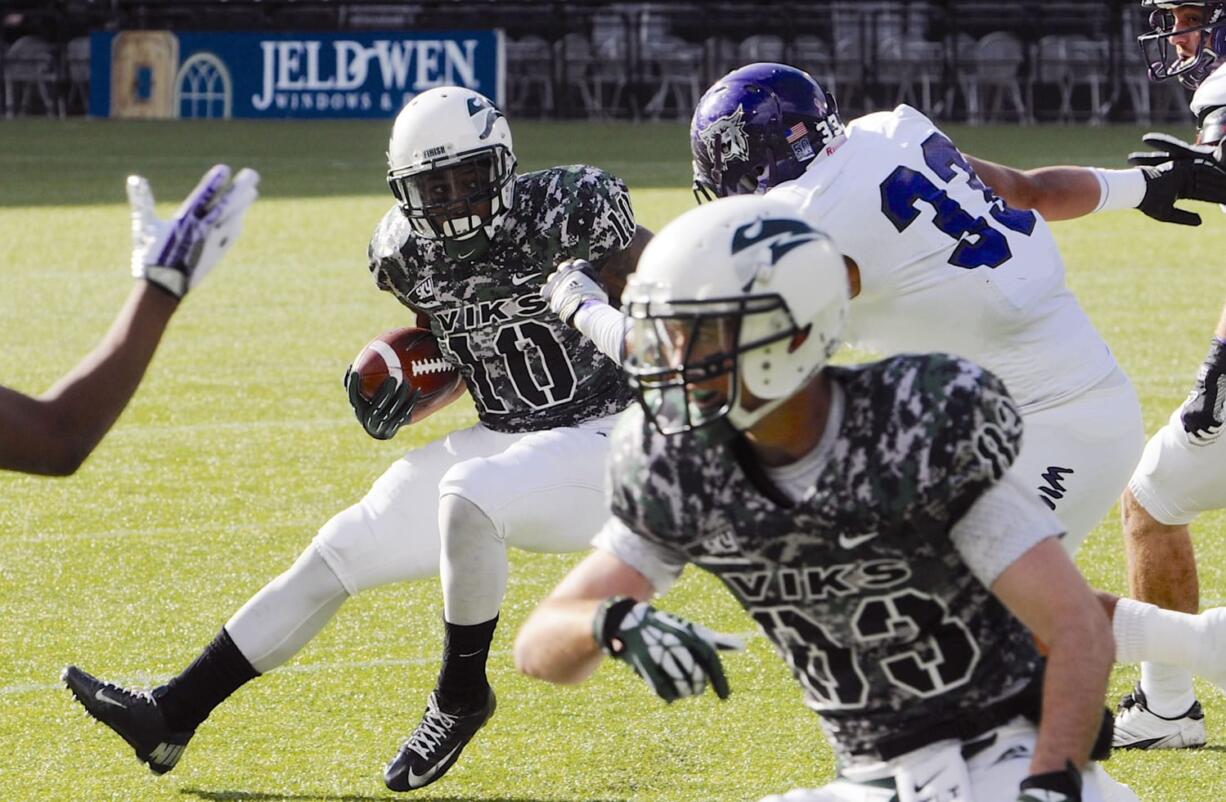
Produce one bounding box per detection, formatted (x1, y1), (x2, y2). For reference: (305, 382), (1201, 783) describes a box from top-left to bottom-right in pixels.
(623, 194), (849, 435)
(386, 87), (516, 256)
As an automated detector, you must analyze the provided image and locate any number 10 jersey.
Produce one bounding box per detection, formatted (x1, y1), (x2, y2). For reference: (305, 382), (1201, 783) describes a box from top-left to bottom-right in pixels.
(368, 164), (637, 433)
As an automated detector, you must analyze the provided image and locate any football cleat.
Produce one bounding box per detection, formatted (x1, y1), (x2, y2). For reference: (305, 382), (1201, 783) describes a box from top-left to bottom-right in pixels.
(1113, 684), (1205, 749)
(384, 687), (496, 791)
(62, 665), (194, 774)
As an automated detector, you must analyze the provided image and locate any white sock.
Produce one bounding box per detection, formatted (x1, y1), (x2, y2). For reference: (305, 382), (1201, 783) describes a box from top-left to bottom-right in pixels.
(1112, 598), (1197, 715)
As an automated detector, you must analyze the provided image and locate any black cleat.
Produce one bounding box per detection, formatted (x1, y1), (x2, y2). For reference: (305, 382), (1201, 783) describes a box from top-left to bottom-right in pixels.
(61, 665), (194, 774)
(384, 687), (496, 791)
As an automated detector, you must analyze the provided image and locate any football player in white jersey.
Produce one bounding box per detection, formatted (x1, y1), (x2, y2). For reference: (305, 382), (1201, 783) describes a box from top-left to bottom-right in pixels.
(518, 196), (1137, 802)
(928, 4), (1226, 748)
(0, 165), (257, 477)
(1107, 0), (1226, 749)
(61, 88), (651, 791)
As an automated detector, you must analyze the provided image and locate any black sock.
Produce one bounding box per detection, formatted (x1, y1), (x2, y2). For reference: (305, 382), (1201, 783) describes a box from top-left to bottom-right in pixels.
(152, 628), (259, 732)
(435, 615), (498, 710)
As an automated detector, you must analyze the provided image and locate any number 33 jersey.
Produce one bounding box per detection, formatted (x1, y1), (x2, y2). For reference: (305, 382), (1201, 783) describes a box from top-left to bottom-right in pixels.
(599, 354), (1057, 762)
(368, 165), (637, 433)
(768, 105), (1118, 411)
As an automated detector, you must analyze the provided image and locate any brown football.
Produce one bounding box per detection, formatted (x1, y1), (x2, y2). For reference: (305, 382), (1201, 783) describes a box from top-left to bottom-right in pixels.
(351, 326), (463, 420)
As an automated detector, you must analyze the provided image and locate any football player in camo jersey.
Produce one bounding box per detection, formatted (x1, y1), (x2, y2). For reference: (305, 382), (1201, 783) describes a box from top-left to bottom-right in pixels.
(682, 61), (1226, 754)
(515, 196), (1139, 802)
(62, 86), (651, 792)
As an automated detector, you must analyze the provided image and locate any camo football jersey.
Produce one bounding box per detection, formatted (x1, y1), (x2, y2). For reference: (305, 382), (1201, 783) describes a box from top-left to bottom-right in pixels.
(605, 354), (1044, 762)
(368, 165), (637, 433)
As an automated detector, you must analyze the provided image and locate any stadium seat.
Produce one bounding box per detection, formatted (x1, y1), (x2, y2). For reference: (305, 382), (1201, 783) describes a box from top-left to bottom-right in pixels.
(507, 35), (555, 118)
(1033, 35), (1109, 124)
(66, 37), (90, 116)
(642, 34), (704, 120)
(4, 35), (59, 118)
(791, 35), (836, 98)
(968, 31), (1031, 125)
(877, 36), (945, 115)
(737, 34), (785, 64)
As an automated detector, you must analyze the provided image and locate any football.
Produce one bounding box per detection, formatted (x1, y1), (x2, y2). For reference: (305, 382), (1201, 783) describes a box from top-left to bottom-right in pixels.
(350, 326), (463, 421)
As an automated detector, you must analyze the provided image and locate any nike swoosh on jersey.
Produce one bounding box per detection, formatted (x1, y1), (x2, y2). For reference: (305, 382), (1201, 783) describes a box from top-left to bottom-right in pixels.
(837, 532), (878, 549)
(407, 745), (462, 787)
(94, 689), (127, 708)
(510, 273), (538, 286)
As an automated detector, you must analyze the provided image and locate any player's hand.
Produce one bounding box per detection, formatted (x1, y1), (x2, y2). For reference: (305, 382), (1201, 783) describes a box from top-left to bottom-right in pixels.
(593, 597), (744, 703)
(1180, 339), (1226, 444)
(1016, 762), (1081, 801)
(129, 164), (260, 298)
(345, 367), (418, 441)
(1130, 133), (1226, 226)
(541, 258), (608, 326)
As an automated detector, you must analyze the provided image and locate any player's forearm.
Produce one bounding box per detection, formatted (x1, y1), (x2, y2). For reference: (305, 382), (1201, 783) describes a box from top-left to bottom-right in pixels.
(30, 281), (176, 474)
(968, 157), (1106, 221)
(1030, 613), (1113, 774)
(572, 301), (631, 365)
(513, 597), (606, 685)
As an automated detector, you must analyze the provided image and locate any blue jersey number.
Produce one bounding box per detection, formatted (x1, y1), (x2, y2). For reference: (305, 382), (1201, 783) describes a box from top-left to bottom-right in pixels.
(879, 133), (1035, 270)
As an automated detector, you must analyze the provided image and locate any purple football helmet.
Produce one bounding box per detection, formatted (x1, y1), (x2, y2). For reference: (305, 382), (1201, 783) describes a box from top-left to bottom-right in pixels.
(1139, 1), (1226, 89)
(691, 63), (844, 203)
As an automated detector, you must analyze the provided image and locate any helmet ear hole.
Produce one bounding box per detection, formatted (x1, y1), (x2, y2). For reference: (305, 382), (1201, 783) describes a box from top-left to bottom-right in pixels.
(788, 325), (812, 354)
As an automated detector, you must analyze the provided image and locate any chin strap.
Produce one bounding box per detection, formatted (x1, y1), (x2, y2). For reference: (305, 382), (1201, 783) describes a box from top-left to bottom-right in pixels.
(443, 229), (492, 261)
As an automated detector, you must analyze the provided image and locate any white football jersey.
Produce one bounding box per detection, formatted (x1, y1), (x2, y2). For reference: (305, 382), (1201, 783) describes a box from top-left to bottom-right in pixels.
(1191, 62), (1226, 117)
(768, 105), (1118, 410)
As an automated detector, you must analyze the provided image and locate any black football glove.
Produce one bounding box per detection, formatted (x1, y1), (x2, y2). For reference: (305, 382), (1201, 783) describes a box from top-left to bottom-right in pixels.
(592, 597), (743, 703)
(1180, 338), (1226, 444)
(1130, 133), (1226, 226)
(344, 367), (418, 441)
(1017, 761), (1082, 802)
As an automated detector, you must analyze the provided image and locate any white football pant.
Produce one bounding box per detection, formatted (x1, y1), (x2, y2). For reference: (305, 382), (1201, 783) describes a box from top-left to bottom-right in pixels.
(756, 719), (1138, 802)
(1129, 402), (1226, 525)
(1010, 368), (1144, 553)
(226, 414), (617, 673)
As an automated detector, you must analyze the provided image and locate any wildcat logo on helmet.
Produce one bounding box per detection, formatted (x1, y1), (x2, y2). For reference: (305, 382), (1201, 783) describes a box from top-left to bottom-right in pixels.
(698, 105), (750, 174)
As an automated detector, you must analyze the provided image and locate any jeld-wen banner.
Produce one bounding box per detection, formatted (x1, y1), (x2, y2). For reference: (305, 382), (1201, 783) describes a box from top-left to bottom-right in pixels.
(89, 30), (504, 119)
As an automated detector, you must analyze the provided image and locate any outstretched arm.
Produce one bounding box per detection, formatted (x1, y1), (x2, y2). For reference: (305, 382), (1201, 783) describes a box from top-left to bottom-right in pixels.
(0, 282), (177, 476)
(966, 157), (1108, 221)
(515, 549), (655, 685)
(0, 165), (259, 476)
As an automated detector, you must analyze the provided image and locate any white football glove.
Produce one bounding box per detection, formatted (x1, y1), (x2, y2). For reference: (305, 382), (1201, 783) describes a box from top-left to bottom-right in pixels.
(541, 258), (608, 325)
(129, 164), (260, 299)
(593, 597), (744, 703)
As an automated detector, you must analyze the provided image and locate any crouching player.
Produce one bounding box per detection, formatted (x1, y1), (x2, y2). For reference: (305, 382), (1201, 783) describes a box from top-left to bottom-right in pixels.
(514, 197), (1137, 801)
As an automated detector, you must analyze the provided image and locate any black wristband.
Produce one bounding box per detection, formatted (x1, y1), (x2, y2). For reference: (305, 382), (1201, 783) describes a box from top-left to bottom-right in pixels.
(591, 596), (639, 656)
(1019, 760), (1082, 796)
(1205, 337), (1226, 369)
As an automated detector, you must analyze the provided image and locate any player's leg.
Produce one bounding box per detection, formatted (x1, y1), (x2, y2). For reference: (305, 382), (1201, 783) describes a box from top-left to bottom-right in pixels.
(384, 414), (616, 790)
(63, 424), (519, 774)
(1010, 369), (1144, 554)
(1111, 391), (1226, 747)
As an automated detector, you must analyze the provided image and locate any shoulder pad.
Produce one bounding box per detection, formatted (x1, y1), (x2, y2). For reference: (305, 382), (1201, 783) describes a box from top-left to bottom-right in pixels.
(1199, 105), (1226, 145)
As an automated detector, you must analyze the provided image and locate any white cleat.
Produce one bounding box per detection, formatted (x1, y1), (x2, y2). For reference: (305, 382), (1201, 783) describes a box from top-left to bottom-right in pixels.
(1113, 685), (1205, 750)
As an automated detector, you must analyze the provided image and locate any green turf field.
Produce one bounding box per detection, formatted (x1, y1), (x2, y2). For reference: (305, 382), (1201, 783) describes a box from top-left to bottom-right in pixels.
(2, 118), (1225, 801)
